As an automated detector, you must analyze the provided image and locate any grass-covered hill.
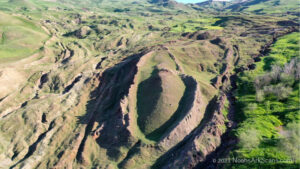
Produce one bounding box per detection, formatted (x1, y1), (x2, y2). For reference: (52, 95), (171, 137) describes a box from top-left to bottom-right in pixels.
(0, 0), (299, 168)
(195, 0), (299, 17)
(0, 11), (48, 62)
(227, 0), (300, 15)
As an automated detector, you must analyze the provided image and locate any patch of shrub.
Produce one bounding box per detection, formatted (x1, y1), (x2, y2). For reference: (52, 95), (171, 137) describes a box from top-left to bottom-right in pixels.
(278, 122), (300, 162)
(238, 128), (260, 149)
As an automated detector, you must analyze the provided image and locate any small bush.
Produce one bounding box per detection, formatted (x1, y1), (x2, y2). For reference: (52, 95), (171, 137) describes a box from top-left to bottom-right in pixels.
(256, 90), (265, 102)
(239, 128), (260, 149)
(254, 75), (272, 90)
(263, 84), (292, 100)
(280, 73), (295, 86)
(246, 103), (258, 112)
(296, 62), (300, 80)
(270, 65), (282, 82)
(278, 122), (300, 162)
(283, 59), (296, 76)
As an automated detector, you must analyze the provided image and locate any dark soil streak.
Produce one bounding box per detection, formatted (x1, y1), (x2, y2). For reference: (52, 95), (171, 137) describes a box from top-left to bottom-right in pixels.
(10, 121), (55, 169)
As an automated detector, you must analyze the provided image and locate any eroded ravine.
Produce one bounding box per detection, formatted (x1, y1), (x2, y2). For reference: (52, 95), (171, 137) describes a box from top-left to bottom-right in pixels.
(0, 5), (298, 168)
(196, 27), (299, 169)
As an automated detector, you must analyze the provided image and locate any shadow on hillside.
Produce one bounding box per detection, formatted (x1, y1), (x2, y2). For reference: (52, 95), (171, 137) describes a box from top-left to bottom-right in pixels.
(146, 75), (197, 141)
(137, 68), (162, 135)
(76, 53), (144, 162)
(151, 96), (218, 169)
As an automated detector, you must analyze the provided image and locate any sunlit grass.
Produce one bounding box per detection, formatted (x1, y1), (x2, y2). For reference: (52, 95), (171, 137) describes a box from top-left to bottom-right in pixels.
(227, 32), (300, 168)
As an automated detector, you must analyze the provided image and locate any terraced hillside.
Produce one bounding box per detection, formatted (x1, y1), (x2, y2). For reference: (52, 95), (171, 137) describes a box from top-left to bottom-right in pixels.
(0, 0), (299, 168)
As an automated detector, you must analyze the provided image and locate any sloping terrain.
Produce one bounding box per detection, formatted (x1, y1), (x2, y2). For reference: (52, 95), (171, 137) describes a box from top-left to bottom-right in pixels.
(0, 0), (299, 169)
(0, 11), (48, 62)
(195, 0), (299, 17)
(222, 31), (300, 169)
(227, 0), (300, 14)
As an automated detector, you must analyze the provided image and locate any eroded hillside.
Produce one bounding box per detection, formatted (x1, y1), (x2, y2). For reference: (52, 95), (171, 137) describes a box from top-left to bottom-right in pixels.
(0, 0), (299, 168)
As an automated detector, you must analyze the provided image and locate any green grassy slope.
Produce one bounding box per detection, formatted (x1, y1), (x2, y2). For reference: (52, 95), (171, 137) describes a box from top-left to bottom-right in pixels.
(227, 32), (300, 168)
(229, 0), (300, 14)
(170, 17), (223, 32)
(0, 11), (48, 62)
(0, 0), (299, 168)
(135, 51), (185, 140)
(137, 68), (185, 136)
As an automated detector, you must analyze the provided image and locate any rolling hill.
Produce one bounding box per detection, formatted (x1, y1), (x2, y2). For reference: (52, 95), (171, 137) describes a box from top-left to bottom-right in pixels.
(0, 0), (299, 169)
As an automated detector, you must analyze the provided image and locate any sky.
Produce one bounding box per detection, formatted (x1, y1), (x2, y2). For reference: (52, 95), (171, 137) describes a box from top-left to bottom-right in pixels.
(175, 0), (206, 3)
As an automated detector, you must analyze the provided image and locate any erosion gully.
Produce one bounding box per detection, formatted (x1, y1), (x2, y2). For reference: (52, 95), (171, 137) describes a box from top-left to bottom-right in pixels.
(197, 27), (299, 169)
